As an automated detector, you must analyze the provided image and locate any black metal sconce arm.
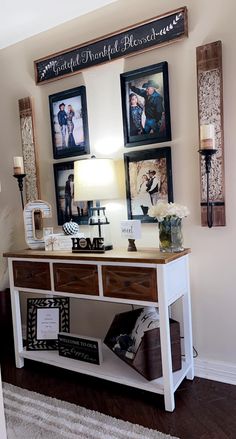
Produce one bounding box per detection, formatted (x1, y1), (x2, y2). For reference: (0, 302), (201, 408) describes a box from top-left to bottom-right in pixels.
(198, 149), (217, 228)
(13, 174), (26, 210)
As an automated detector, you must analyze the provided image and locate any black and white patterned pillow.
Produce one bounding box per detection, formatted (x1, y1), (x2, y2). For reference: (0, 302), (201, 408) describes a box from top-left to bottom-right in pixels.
(131, 307), (160, 353)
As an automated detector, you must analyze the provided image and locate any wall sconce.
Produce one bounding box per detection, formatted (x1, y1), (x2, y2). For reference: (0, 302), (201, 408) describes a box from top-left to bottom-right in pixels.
(196, 40), (226, 228)
(198, 125), (217, 228)
(74, 156), (119, 250)
(13, 156), (26, 209)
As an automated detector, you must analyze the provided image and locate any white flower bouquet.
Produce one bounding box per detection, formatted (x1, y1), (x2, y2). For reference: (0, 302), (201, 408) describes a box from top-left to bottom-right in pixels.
(148, 201), (190, 222)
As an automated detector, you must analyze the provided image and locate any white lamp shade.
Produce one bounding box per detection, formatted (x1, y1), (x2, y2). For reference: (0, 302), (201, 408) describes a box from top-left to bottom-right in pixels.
(74, 158), (119, 201)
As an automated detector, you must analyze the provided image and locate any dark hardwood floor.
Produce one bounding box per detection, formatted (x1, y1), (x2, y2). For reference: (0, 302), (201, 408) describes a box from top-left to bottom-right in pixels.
(1, 291), (236, 439)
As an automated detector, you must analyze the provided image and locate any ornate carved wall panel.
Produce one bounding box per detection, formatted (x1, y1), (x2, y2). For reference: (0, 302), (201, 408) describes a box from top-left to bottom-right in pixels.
(19, 97), (41, 203)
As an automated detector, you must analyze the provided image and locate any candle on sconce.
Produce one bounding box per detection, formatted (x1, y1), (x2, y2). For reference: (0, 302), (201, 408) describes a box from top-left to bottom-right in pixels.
(13, 156), (24, 175)
(200, 124), (216, 150)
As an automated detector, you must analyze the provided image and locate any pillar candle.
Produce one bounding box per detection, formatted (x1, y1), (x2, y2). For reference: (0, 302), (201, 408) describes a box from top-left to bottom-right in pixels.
(13, 156), (24, 175)
(200, 124), (216, 149)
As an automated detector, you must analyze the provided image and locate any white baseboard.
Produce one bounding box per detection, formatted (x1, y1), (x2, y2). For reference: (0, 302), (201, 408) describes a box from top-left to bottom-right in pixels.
(194, 358), (236, 385)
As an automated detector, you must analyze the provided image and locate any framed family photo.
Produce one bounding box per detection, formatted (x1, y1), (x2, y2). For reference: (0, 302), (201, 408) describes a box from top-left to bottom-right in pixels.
(49, 86), (90, 159)
(54, 161), (92, 225)
(124, 147), (173, 223)
(120, 62), (171, 147)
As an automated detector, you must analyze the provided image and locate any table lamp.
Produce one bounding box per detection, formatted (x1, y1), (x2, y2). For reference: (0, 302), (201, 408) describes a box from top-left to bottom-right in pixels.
(74, 156), (119, 250)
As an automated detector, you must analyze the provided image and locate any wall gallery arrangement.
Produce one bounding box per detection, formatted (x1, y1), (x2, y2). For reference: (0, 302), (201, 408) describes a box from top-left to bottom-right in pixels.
(30, 7), (188, 229)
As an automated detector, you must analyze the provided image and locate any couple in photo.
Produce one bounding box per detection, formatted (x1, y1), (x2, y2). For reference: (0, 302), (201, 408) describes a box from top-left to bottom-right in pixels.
(129, 79), (165, 137)
(138, 169), (160, 215)
(57, 103), (76, 148)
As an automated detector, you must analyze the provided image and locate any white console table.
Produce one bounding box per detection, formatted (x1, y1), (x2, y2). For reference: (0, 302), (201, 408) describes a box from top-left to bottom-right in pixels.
(4, 247), (194, 412)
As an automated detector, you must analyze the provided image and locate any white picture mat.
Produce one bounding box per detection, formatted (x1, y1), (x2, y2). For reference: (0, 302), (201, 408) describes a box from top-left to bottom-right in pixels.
(36, 308), (60, 340)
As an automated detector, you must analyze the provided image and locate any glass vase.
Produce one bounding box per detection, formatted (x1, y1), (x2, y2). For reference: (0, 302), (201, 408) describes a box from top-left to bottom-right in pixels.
(159, 216), (184, 253)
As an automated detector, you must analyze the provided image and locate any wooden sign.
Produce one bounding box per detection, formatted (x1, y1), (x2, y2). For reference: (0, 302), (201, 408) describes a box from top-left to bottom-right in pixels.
(58, 332), (103, 365)
(34, 7), (188, 85)
(196, 41), (225, 226)
(72, 237), (105, 253)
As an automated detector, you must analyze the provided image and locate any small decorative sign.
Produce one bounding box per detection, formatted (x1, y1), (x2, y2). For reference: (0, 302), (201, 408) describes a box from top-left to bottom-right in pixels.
(58, 332), (103, 365)
(120, 220), (142, 239)
(44, 233), (84, 251)
(34, 7), (187, 84)
(27, 298), (70, 350)
(72, 237), (105, 253)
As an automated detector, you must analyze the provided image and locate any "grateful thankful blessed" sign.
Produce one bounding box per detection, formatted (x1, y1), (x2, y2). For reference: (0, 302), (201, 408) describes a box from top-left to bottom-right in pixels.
(34, 7), (187, 85)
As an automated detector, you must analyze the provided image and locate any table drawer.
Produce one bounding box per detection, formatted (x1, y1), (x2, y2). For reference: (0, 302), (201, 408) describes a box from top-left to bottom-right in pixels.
(13, 261), (51, 290)
(53, 263), (99, 295)
(102, 266), (157, 301)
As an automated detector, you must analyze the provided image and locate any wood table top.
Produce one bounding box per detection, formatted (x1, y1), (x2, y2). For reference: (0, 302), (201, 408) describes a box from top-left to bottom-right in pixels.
(4, 247), (191, 264)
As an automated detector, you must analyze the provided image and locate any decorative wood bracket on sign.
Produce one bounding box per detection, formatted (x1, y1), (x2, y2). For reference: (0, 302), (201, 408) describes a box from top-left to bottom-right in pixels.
(196, 40), (226, 227)
(34, 7), (188, 85)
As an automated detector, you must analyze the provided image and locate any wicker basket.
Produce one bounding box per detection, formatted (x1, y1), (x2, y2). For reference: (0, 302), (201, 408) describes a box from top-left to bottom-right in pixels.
(104, 308), (181, 381)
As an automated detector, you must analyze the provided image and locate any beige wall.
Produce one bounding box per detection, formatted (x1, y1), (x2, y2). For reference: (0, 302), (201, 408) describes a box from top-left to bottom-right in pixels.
(1, 0), (236, 371)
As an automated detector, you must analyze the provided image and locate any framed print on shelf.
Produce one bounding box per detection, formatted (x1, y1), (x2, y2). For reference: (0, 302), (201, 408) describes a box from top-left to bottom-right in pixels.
(124, 147), (173, 223)
(54, 160), (92, 225)
(49, 86), (90, 159)
(120, 62), (171, 147)
(26, 297), (70, 350)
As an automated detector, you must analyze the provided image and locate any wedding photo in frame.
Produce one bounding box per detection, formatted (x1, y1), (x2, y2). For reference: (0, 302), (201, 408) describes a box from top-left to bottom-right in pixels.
(54, 161), (92, 225)
(49, 86), (90, 159)
(124, 147), (173, 223)
(120, 62), (171, 147)
(26, 297), (70, 350)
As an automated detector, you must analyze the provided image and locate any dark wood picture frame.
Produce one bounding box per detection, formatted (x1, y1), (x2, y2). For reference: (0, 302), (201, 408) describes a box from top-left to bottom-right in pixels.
(120, 62), (171, 147)
(124, 147), (173, 223)
(49, 86), (90, 159)
(26, 297), (70, 350)
(54, 160), (92, 225)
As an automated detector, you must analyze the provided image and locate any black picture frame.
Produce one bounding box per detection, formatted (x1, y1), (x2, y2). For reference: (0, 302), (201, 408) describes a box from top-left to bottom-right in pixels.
(54, 160), (92, 225)
(120, 62), (171, 147)
(124, 147), (173, 223)
(26, 297), (70, 350)
(49, 86), (90, 159)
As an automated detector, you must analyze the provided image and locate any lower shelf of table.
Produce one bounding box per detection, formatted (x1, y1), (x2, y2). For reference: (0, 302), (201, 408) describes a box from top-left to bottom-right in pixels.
(19, 345), (192, 395)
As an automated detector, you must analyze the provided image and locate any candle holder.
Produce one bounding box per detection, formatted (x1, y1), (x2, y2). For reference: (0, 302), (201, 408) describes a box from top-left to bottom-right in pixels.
(13, 173), (26, 209)
(198, 149), (217, 228)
